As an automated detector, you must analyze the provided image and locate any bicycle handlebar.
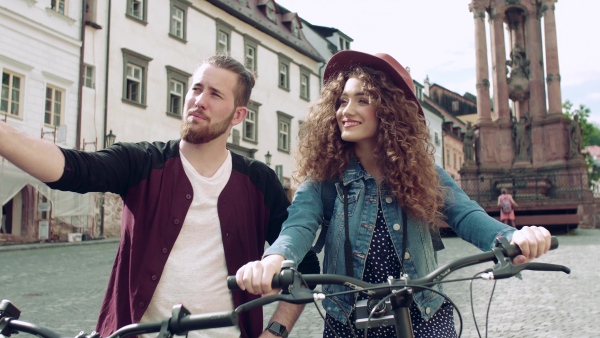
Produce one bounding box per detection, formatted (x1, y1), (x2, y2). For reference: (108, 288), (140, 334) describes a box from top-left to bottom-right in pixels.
(1, 236), (569, 338)
(0, 302), (237, 338)
(227, 236), (566, 295)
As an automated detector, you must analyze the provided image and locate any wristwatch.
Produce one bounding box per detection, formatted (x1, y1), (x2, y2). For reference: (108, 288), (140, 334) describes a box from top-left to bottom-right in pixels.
(265, 321), (289, 338)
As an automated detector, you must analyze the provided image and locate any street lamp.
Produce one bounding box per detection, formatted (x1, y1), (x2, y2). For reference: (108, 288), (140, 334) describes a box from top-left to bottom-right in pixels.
(105, 130), (116, 148)
(265, 151), (272, 167)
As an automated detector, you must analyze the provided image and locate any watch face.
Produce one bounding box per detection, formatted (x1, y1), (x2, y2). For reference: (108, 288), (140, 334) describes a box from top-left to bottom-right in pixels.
(267, 322), (288, 337)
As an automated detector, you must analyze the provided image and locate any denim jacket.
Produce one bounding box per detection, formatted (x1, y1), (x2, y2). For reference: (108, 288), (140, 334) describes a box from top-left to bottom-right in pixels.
(264, 160), (515, 323)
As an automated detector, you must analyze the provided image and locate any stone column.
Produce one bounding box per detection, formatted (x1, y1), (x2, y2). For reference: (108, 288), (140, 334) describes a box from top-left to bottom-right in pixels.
(470, 1), (492, 123)
(543, 0), (563, 115)
(525, 8), (547, 121)
(489, 9), (510, 122)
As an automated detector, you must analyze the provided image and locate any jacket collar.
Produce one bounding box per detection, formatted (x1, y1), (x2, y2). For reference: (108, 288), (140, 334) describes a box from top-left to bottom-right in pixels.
(340, 157), (370, 185)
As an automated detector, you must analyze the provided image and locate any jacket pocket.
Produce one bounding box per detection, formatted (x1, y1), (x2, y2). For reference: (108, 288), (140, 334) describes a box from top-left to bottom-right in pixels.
(334, 184), (362, 217)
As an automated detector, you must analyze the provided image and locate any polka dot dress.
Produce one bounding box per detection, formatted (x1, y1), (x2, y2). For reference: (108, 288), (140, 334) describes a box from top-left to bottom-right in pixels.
(323, 201), (457, 338)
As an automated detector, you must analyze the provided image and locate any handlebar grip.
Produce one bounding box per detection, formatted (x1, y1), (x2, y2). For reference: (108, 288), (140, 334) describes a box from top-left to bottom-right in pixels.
(227, 274), (283, 290)
(550, 236), (558, 250)
(226, 276), (240, 290)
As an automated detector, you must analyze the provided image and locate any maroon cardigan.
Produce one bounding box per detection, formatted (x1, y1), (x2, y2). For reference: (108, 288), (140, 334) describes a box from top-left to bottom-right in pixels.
(47, 140), (319, 338)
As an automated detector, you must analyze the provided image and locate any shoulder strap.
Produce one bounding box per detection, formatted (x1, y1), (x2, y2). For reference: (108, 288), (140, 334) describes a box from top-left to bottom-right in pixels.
(311, 178), (337, 253)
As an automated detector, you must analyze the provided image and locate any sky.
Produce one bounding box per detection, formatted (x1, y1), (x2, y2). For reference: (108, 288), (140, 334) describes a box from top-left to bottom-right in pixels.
(276, 0), (600, 123)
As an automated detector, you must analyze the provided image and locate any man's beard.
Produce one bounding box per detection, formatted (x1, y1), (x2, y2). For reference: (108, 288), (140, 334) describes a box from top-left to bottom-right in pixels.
(180, 108), (236, 144)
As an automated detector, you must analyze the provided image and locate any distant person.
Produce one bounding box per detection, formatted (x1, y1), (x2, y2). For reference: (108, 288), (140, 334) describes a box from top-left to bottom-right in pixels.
(0, 54), (318, 338)
(498, 188), (518, 227)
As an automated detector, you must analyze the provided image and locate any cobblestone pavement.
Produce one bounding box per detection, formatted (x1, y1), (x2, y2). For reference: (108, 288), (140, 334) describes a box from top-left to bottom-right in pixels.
(1, 229), (598, 338)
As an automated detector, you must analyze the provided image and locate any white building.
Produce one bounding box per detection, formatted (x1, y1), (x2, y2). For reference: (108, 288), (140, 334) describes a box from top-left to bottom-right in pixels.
(0, 0), (89, 243)
(82, 0), (326, 234)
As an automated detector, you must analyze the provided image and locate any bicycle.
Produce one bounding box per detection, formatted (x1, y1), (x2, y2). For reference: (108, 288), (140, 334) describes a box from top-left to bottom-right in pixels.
(0, 236), (569, 338)
(227, 236), (570, 338)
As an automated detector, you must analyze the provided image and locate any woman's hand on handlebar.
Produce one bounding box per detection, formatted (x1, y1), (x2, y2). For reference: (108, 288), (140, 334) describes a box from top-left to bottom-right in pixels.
(510, 226), (552, 265)
(236, 254), (286, 295)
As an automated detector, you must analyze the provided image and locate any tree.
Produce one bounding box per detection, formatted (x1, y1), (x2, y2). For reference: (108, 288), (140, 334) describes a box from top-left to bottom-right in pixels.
(563, 100), (600, 184)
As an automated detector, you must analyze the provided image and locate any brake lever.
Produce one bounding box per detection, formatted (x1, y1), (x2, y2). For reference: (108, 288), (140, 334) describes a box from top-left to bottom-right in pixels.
(485, 237), (571, 279)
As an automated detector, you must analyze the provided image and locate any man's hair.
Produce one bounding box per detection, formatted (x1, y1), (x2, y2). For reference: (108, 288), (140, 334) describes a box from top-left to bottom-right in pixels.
(294, 66), (445, 227)
(203, 54), (256, 107)
(501, 188), (508, 194)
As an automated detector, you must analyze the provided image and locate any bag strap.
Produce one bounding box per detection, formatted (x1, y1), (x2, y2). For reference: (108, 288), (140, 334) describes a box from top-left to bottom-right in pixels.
(343, 184), (353, 277)
(312, 179), (337, 253)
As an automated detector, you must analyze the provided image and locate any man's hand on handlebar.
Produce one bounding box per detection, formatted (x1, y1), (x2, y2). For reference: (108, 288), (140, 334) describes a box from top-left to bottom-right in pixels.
(236, 254), (286, 295)
(510, 226), (552, 265)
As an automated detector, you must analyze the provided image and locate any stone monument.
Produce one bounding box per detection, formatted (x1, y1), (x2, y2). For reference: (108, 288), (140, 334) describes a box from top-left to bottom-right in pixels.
(462, 0), (595, 228)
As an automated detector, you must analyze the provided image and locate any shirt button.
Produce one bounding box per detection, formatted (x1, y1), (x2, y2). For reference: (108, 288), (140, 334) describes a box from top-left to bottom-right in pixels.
(138, 302), (145, 308)
(151, 275), (157, 281)
(425, 307), (431, 314)
(162, 248), (168, 254)
(185, 194), (192, 200)
(404, 252), (410, 260)
(173, 219), (180, 225)
(393, 223), (401, 231)
(385, 197), (393, 203)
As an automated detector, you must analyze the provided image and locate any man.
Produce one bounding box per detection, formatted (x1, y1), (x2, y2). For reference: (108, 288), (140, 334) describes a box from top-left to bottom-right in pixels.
(0, 55), (318, 338)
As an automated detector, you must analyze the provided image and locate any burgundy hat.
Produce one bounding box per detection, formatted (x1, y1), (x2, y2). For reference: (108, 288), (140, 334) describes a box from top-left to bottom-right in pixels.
(323, 50), (423, 116)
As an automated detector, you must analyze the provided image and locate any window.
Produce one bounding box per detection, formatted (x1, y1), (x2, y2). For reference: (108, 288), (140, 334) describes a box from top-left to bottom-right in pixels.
(216, 20), (233, 53)
(275, 165), (283, 184)
(278, 54), (290, 90)
(277, 111), (293, 152)
(244, 36), (258, 73)
(291, 19), (300, 38)
(453, 153), (457, 169)
(243, 101), (260, 143)
(169, 79), (184, 115)
(266, 0), (276, 22)
(339, 36), (351, 50)
(434, 132), (440, 146)
(1, 70), (23, 117)
(299, 67), (310, 101)
(127, 0), (147, 22)
(452, 100), (459, 112)
(51, 0), (66, 15)
(170, 0), (189, 41)
(126, 64), (142, 103)
(45, 85), (64, 127)
(122, 48), (152, 107)
(166, 66), (191, 117)
(84, 64), (95, 89)
(446, 149), (450, 167)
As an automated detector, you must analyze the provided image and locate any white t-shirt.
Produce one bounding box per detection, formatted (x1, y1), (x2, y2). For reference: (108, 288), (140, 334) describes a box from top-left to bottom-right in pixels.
(141, 150), (240, 338)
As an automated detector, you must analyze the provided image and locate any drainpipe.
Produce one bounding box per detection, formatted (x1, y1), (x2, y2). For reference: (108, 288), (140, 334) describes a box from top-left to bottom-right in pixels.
(99, 0), (112, 237)
(76, 1), (87, 150)
(103, 0), (112, 148)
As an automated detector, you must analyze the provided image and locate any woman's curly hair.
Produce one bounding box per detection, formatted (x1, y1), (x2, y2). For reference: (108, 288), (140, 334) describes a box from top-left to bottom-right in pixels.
(294, 66), (445, 227)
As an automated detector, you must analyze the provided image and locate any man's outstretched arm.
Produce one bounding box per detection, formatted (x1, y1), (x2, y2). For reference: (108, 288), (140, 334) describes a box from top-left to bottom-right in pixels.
(0, 121), (65, 182)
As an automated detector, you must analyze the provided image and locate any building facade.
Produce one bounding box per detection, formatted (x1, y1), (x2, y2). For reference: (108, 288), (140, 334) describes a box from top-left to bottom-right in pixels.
(0, 0), (89, 243)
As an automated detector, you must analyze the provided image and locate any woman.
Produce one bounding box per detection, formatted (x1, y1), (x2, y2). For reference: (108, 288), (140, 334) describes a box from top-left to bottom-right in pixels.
(237, 50), (551, 337)
(498, 188), (519, 227)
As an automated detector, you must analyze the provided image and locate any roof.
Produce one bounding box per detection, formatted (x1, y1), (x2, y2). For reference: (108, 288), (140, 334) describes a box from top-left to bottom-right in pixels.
(206, 0), (324, 62)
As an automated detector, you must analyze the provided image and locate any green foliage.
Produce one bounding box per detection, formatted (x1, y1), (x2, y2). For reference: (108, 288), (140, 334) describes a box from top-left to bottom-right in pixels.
(563, 100), (600, 184)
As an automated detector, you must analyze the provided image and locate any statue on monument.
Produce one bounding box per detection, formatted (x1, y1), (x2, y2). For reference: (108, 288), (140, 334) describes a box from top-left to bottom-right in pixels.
(507, 47), (530, 102)
(569, 115), (583, 158)
(463, 121), (475, 164)
(513, 115), (531, 161)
